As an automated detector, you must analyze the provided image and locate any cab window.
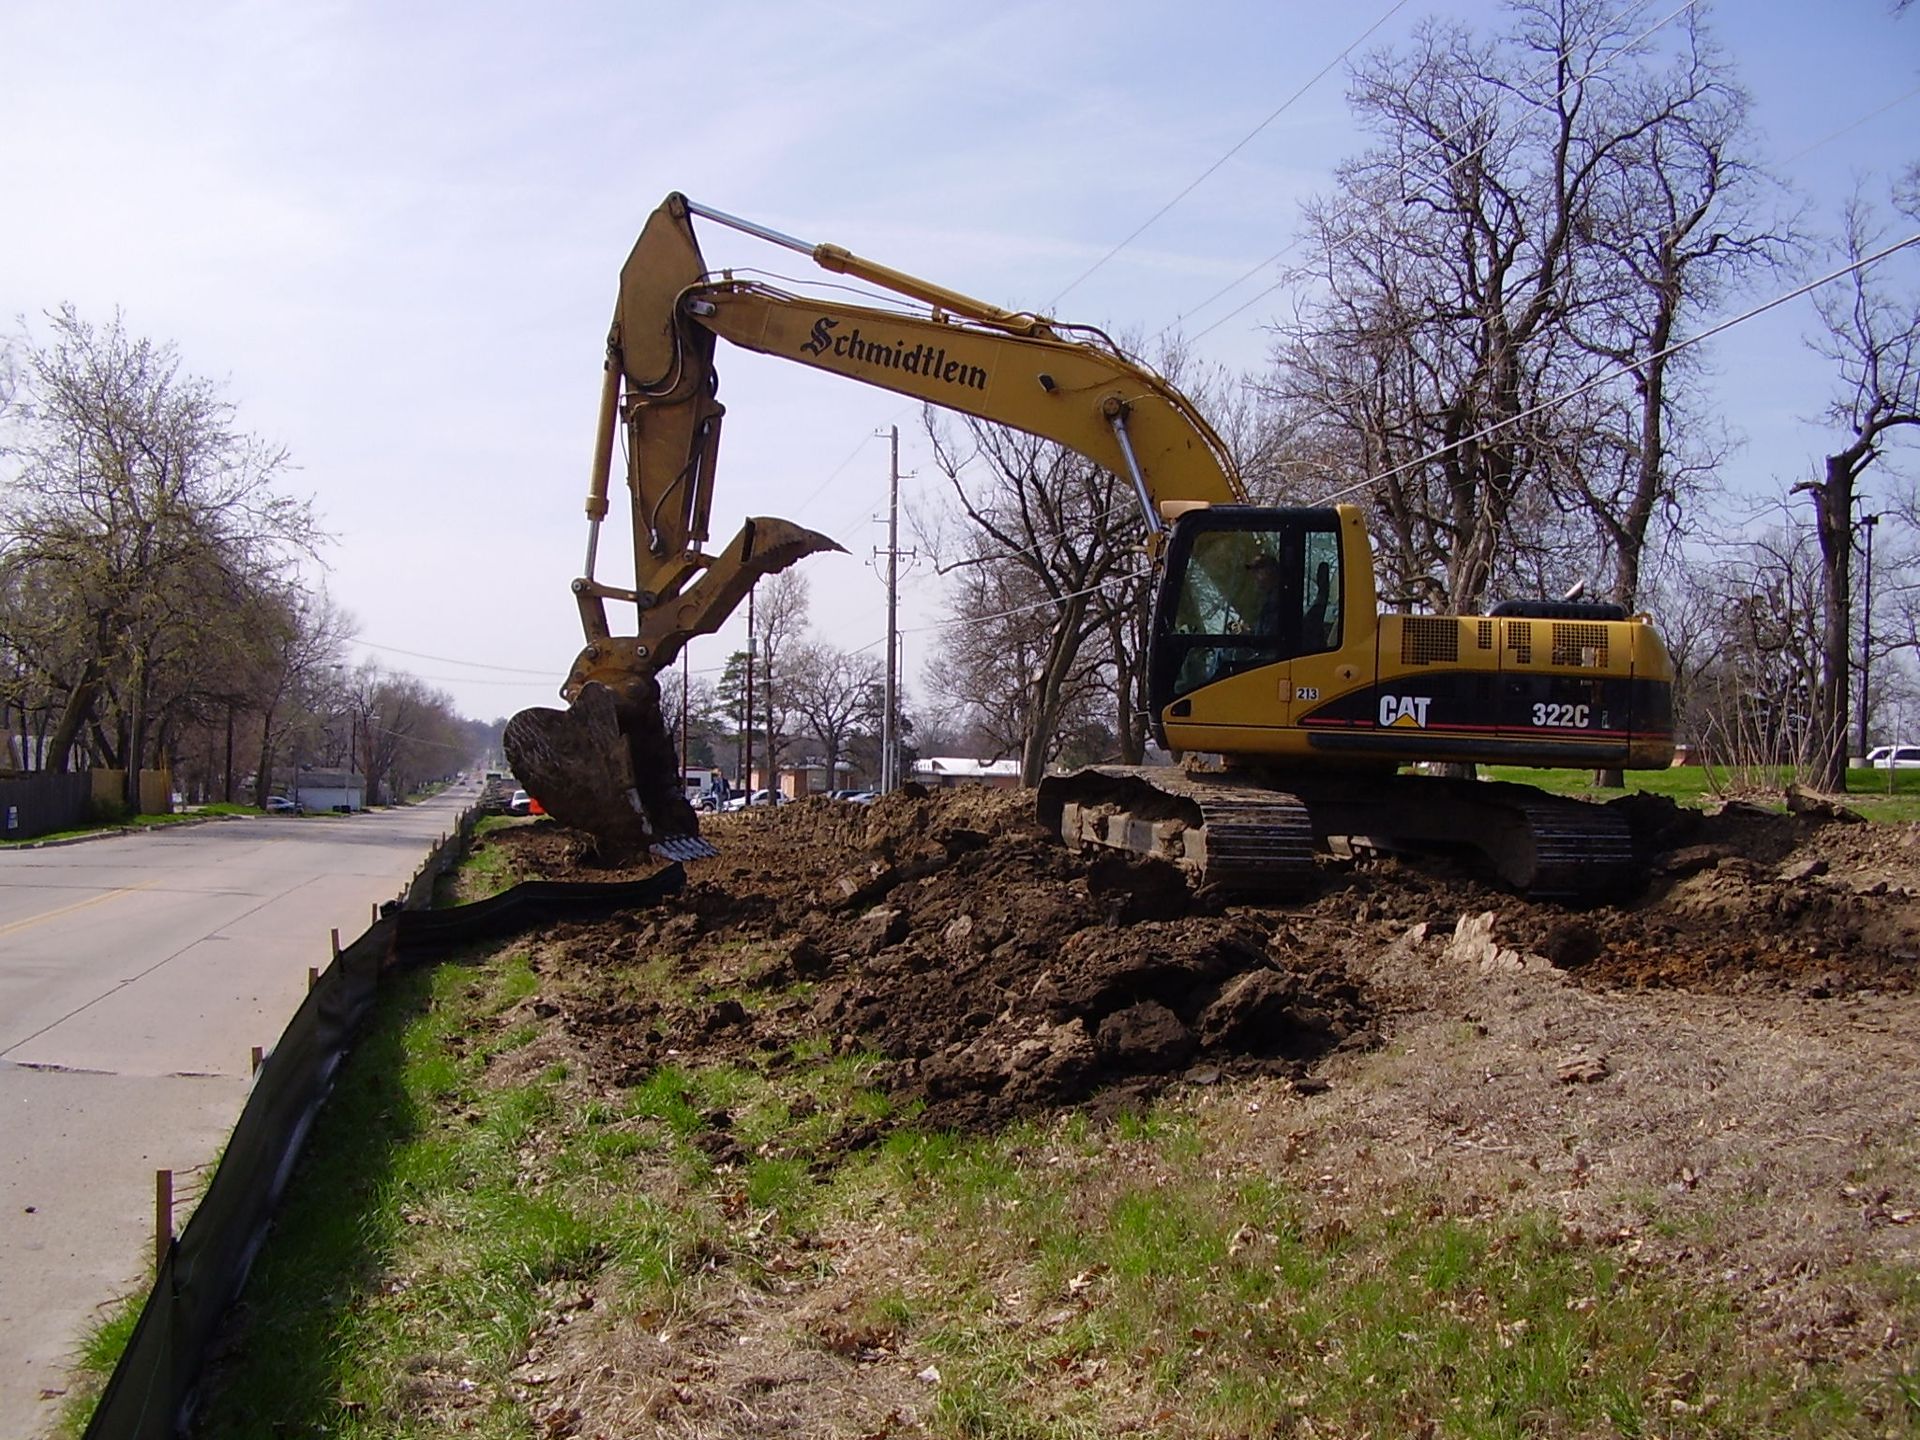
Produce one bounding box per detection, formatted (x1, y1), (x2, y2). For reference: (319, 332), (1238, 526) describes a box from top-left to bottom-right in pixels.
(1161, 522), (1342, 700)
(1301, 527), (1342, 654)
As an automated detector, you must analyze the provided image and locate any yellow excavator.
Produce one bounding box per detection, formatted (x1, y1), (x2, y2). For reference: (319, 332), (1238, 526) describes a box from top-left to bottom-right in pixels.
(506, 193), (1674, 894)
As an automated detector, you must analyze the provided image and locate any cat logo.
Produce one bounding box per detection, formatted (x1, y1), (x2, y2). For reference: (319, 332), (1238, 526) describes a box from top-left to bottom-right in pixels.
(1379, 695), (1433, 728)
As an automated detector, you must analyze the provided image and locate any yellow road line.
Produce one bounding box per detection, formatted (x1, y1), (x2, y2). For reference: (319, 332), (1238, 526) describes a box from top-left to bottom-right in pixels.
(0, 877), (165, 938)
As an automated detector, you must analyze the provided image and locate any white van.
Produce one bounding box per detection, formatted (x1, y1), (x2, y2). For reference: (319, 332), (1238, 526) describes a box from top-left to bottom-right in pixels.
(1865, 744), (1920, 769)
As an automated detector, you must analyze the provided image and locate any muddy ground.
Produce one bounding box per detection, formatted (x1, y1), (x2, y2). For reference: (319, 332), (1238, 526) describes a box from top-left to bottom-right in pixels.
(464, 784), (1920, 1435)
(512, 785), (1919, 1131)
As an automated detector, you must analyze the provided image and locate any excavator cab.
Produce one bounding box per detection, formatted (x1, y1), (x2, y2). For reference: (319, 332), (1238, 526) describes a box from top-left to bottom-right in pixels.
(1148, 506), (1350, 730)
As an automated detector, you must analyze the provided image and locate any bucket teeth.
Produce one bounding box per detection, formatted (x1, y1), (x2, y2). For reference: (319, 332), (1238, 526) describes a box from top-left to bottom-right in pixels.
(651, 835), (719, 862)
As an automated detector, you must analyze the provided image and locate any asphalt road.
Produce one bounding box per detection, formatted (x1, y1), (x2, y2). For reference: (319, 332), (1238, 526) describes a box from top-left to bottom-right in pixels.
(0, 783), (479, 1437)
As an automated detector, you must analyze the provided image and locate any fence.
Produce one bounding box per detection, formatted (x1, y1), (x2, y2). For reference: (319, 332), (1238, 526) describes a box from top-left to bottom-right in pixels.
(79, 809), (687, 1439)
(0, 770), (91, 840)
(0, 769), (180, 841)
(90, 768), (174, 816)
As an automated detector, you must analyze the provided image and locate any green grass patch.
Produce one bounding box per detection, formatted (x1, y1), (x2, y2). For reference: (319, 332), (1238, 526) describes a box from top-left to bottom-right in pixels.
(1486, 762), (1920, 821)
(445, 818), (534, 901)
(866, 1119), (1918, 1439)
(51, 1289), (146, 1436)
(0, 806), (252, 847)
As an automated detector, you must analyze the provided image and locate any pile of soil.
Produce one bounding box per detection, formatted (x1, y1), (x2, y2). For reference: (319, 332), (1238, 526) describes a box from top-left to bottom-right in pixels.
(488, 782), (1920, 1135)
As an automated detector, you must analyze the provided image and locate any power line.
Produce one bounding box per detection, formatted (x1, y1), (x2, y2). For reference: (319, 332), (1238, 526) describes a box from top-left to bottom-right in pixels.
(1312, 228), (1920, 507)
(1048, 0), (1411, 311)
(845, 230), (1920, 659)
(1176, 0), (1692, 344)
(1777, 79), (1920, 169)
(354, 640), (556, 675)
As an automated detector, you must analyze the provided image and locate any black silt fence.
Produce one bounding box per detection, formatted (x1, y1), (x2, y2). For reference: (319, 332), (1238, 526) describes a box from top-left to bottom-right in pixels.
(81, 814), (686, 1439)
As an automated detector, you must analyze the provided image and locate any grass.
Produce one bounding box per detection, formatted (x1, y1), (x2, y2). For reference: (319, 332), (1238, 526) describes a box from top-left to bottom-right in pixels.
(444, 817), (533, 901)
(0, 799), (353, 847)
(0, 804), (256, 846)
(1486, 763), (1920, 821)
(177, 831), (1920, 1438)
(51, 1292), (146, 1437)
(873, 1122), (1913, 1439)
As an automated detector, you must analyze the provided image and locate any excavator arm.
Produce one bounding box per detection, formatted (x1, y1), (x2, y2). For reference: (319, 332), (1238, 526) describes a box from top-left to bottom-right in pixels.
(508, 192), (1245, 852)
(630, 194), (1244, 525)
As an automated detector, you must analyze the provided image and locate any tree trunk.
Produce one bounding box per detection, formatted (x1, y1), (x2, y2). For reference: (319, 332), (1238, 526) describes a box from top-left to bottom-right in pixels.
(44, 663), (102, 774)
(1020, 598), (1089, 786)
(1803, 445), (1866, 794)
(256, 710), (279, 806)
(1109, 613), (1145, 766)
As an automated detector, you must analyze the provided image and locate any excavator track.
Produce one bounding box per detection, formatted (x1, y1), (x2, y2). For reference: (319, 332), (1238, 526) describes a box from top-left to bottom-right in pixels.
(1039, 768), (1319, 895)
(1037, 766), (1636, 900)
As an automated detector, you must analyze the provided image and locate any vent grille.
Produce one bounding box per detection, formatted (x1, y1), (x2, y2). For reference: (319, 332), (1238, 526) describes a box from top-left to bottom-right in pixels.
(1477, 619), (1495, 649)
(1552, 622), (1609, 667)
(1506, 621), (1533, 665)
(1401, 617), (1461, 666)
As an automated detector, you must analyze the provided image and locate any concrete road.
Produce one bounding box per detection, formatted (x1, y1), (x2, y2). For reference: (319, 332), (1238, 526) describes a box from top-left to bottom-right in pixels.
(0, 783), (479, 1437)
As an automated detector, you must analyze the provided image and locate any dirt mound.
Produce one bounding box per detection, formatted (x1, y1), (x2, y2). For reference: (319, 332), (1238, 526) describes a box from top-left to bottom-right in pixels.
(486, 784), (1920, 1140)
(516, 788), (1369, 1132)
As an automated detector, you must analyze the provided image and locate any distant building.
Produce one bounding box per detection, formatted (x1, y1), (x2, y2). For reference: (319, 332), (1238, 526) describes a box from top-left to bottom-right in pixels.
(782, 759), (863, 797)
(273, 768), (366, 812)
(913, 757), (1021, 790)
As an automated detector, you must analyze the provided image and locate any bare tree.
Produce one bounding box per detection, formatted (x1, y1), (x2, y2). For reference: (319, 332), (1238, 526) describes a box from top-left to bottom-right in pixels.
(1797, 194), (1920, 790)
(782, 641), (882, 789)
(1569, 15), (1794, 613)
(364, 673), (466, 801)
(922, 410), (1142, 783)
(1269, 0), (1777, 620)
(658, 666), (722, 769)
(1683, 522), (1830, 773)
(750, 570), (809, 785)
(0, 308), (316, 806)
(928, 547), (1113, 771)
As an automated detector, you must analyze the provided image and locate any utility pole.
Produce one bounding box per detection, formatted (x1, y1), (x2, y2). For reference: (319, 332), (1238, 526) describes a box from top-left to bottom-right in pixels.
(1859, 510), (1880, 761)
(744, 585), (756, 796)
(882, 426), (900, 793)
(680, 648), (690, 778)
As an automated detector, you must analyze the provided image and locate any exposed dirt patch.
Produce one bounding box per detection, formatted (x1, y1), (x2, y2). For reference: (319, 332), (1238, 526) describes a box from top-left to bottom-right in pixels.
(521, 790), (1375, 1135)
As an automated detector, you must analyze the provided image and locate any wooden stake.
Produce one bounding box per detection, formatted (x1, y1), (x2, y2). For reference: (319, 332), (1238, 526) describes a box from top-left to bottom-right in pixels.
(250, 1045), (264, 1074)
(307, 966), (319, 992)
(155, 1170), (172, 1270)
(330, 927), (341, 958)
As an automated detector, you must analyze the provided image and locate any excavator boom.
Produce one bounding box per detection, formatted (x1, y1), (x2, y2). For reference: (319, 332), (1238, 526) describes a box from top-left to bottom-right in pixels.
(506, 191), (1241, 852)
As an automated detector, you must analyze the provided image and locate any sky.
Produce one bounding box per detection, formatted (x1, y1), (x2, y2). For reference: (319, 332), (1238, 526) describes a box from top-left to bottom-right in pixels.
(1, 0), (1914, 725)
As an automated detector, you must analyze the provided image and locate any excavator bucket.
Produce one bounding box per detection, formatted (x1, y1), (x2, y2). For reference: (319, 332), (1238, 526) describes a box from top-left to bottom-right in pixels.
(504, 681), (715, 861)
(503, 517), (841, 859)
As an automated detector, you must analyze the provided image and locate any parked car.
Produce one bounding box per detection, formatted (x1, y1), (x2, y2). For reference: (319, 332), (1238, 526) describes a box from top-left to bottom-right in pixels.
(507, 789), (533, 815)
(1865, 745), (1920, 769)
(265, 795), (302, 814)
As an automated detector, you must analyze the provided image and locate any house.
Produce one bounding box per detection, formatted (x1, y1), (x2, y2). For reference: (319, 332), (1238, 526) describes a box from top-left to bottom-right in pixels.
(275, 768), (366, 812)
(780, 759), (865, 797)
(912, 757), (1021, 790)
